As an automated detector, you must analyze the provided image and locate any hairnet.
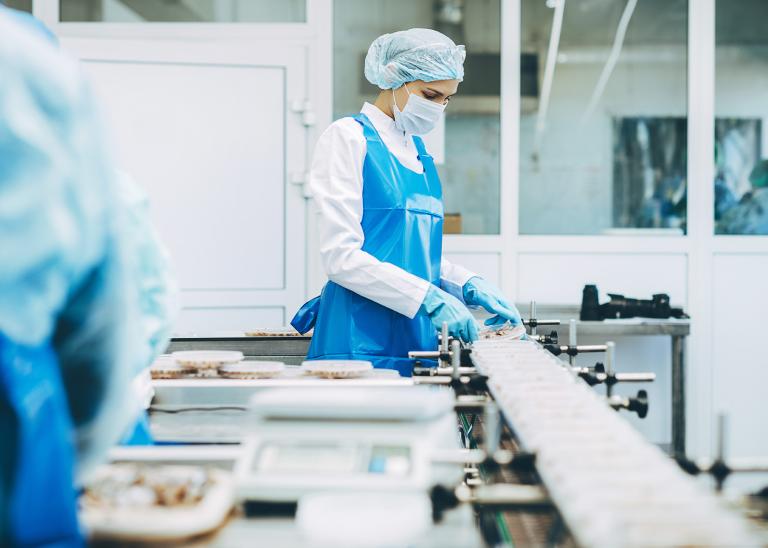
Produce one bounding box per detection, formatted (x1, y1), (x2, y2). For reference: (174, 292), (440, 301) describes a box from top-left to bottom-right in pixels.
(364, 28), (466, 90)
(749, 160), (768, 189)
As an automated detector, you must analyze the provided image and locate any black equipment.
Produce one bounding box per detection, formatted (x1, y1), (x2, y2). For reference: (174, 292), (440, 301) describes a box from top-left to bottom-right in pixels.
(580, 284), (688, 321)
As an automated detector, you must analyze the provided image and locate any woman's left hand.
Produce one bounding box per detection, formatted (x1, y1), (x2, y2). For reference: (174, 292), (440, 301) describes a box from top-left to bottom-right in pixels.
(462, 277), (523, 327)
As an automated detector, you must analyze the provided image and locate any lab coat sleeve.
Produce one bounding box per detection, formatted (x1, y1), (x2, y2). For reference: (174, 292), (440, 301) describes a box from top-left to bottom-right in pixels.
(439, 258), (477, 302)
(311, 119), (431, 319)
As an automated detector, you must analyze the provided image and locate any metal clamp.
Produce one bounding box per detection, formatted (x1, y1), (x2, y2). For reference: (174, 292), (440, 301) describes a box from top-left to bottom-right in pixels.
(607, 389), (649, 418)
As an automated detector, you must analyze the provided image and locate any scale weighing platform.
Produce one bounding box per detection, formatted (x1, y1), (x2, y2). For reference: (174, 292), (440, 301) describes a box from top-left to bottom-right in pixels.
(234, 386), (463, 503)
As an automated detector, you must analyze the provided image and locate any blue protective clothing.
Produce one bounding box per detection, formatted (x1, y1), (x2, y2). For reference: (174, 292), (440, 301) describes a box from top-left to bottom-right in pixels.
(420, 285), (479, 343)
(292, 113), (444, 376)
(120, 412), (154, 445)
(364, 28), (466, 90)
(291, 295), (320, 335)
(463, 277), (523, 328)
(0, 12), (137, 544)
(717, 188), (768, 235)
(749, 160), (768, 189)
(717, 161), (768, 234)
(0, 335), (81, 547)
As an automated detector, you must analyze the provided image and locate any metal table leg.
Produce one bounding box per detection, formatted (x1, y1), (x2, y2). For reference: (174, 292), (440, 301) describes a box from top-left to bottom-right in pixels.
(671, 335), (686, 456)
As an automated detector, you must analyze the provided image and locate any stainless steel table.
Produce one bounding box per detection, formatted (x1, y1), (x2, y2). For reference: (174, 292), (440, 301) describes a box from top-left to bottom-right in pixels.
(167, 308), (691, 455)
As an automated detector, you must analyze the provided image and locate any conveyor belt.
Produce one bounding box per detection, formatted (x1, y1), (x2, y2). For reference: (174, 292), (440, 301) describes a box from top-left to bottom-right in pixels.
(471, 339), (764, 548)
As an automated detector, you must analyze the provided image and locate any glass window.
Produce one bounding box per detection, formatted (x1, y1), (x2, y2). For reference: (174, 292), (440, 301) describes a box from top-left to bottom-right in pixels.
(333, 0), (502, 235)
(60, 0), (306, 23)
(5, 0), (32, 13)
(520, 0), (688, 235)
(714, 0), (768, 235)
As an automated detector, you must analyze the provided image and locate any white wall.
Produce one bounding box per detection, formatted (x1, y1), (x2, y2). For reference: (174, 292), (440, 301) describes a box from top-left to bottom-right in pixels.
(711, 254), (768, 489)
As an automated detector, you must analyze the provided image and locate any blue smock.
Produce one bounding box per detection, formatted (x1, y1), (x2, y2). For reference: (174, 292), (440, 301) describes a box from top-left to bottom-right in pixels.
(0, 334), (81, 546)
(292, 113), (443, 377)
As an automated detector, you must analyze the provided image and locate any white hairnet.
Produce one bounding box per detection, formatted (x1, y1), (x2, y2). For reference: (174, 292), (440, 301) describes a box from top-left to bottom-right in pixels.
(364, 28), (466, 90)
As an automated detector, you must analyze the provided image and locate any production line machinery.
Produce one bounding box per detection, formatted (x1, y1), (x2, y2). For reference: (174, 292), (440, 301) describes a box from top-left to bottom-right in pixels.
(411, 305), (655, 420)
(402, 307), (764, 546)
(89, 308), (766, 547)
(426, 338), (765, 547)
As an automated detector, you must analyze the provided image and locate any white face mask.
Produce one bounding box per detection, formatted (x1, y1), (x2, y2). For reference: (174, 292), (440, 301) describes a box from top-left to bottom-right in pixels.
(392, 83), (446, 136)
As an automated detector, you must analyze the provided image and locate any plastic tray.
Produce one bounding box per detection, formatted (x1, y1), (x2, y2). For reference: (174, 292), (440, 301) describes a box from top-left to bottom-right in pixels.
(80, 466), (234, 542)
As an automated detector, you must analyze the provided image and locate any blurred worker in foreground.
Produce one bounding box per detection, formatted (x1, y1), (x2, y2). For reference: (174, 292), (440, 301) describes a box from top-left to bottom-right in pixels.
(717, 160), (768, 235)
(0, 8), (139, 546)
(2, 3), (178, 447)
(291, 29), (522, 376)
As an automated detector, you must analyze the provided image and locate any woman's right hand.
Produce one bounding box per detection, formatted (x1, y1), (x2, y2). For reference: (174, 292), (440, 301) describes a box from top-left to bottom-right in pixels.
(419, 285), (479, 343)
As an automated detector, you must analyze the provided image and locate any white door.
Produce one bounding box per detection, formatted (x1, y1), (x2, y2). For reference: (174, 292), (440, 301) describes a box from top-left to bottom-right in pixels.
(63, 38), (309, 333)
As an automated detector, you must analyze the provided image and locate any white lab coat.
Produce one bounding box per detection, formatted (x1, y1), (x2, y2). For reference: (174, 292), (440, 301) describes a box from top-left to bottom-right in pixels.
(310, 102), (476, 319)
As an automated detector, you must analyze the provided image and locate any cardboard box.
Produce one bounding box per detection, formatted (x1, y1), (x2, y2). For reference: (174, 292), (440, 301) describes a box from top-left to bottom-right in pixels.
(443, 213), (462, 234)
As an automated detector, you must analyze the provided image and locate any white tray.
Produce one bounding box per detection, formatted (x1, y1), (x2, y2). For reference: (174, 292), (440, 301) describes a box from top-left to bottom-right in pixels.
(80, 468), (234, 542)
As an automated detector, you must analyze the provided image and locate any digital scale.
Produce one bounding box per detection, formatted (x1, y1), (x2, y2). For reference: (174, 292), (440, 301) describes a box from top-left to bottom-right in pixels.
(234, 386), (464, 502)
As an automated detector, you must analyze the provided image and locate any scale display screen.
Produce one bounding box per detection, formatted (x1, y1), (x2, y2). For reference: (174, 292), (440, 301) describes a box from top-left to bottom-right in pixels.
(255, 442), (411, 476)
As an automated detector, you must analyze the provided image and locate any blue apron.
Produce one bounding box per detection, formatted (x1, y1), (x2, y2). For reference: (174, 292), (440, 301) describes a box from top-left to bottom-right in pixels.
(120, 411), (153, 446)
(0, 333), (82, 547)
(292, 113), (444, 377)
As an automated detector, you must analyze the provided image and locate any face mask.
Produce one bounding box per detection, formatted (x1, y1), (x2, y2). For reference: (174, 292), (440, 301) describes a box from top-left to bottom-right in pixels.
(392, 83), (446, 136)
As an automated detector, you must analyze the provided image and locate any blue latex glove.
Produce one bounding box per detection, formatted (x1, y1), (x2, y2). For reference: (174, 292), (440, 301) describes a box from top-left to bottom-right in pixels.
(420, 285), (479, 343)
(463, 277), (523, 328)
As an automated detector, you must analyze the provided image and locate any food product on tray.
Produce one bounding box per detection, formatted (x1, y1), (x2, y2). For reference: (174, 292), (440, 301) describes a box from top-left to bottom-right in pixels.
(81, 465), (211, 509)
(244, 327), (308, 337)
(479, 323), (526, 341)
(79, 464), (234, 542)
(171, 351), (243, 370)
(150, 357), (195, 379)
(217, 361), (285, 379)
(301, 360), (373, 379)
